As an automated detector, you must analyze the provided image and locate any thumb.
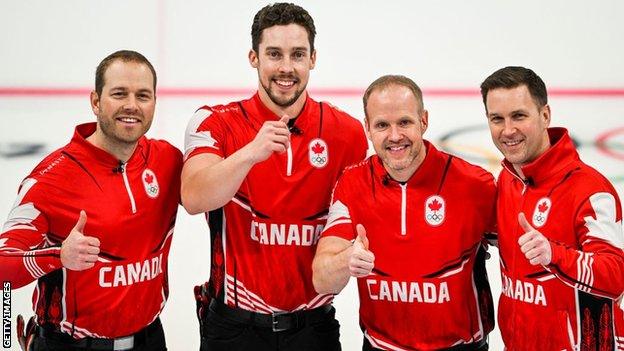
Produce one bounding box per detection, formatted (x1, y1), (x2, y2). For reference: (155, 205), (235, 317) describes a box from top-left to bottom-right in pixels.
(279, 114), (290, 124)
(356, 224), (369, 250)
(73, 210), (87, 233)
(518, 212), (534, 233)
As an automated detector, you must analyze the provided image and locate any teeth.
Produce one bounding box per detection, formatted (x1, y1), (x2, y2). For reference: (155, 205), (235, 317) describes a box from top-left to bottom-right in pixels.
(275, 80), (295, 87)
(504, 140), (521, 146)
(119, 117), (139, 123)
(388, 146), (407, 151)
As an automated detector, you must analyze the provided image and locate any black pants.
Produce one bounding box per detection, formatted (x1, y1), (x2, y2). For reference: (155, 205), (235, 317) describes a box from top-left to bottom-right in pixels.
(200, 306), (341, 351)
(30, 319), (167, 351)
(362, 337), (488, 351)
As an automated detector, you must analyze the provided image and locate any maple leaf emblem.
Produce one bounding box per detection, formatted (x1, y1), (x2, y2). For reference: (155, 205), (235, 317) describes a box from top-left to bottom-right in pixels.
(428, 199), (442, 211)
(144, 173), (154, 184)
(538, 201), (549, 213)
(312, 142), (325, 154)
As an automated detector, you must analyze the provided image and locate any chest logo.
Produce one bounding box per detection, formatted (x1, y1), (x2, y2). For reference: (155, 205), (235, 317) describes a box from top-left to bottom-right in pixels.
(142, 169), (160, 199)
(425, 195), (445, 226)
(532, 197), (551, 228)
(309, 138), (328, 168)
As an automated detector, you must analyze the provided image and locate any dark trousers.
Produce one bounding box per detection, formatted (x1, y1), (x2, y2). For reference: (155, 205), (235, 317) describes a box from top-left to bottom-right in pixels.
(363, 336), (488, 351)
(199, 305), (341, 351)
(30, 319), (167, 351)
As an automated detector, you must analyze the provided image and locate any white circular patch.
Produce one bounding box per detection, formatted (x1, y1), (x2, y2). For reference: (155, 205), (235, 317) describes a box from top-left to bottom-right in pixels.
(308, 138), (328, 168)
(142, 169), (160, 199)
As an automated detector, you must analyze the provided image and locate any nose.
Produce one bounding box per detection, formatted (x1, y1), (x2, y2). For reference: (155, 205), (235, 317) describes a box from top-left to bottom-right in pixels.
(502, 119), (516, 137)
(278, 56), (294, 73)
(122, 95), (139, 112)
(388, 125), (402, 142)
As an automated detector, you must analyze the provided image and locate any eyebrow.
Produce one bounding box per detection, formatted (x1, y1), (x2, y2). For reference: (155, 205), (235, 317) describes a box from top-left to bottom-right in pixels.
(264, 46), (309, 52)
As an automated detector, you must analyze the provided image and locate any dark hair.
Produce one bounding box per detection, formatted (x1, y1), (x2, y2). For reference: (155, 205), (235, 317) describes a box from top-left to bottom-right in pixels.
(95, 50), (157, 96)
(480, 66), (547, 110)
(251, 3), (316, 53)
(363, 75), (424, 120)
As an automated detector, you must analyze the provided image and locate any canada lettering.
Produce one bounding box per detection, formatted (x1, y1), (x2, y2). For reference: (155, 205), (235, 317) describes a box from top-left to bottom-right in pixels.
(366, 279), (450, 304)
(250, 221), (323, 246)
(99, 254), (163, 288)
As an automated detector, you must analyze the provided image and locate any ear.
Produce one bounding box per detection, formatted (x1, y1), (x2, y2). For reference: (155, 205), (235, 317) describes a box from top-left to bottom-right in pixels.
(364, 117), (372, 141)
(90, 91), (100, 115)
(310, 49), (316, 70)
(249, 49), (259, 68)
(541, 104), (551, 127)
(420, 109), (429, 133)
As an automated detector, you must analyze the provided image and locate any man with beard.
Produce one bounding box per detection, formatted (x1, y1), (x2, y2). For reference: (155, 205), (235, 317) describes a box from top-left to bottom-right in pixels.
(313, 75), (496, 350)
(0, 50), (182, 351)
(481, 66), (624, 350)
(182, 3), (367, 351)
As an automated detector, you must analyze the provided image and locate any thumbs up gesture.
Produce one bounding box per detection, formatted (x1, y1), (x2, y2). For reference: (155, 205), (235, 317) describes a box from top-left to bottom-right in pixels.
(60, 211), (101, 271)
(348, 224), (375, 277)
(517, 212), (552, 266)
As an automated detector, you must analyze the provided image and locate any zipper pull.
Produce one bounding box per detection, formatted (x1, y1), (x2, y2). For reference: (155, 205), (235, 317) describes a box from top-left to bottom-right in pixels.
(112, 160), (125, 174)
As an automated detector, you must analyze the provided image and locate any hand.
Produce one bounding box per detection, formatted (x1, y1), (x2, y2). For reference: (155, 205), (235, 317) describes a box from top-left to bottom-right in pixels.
(61, 211), (101, 271)
(517, 212), (552, 266)
(348, 224), (375, 277)
(247, 114), (290, 164)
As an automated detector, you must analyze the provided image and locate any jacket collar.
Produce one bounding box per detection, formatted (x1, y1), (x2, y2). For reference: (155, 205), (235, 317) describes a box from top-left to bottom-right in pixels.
(502, 127), (579, 185)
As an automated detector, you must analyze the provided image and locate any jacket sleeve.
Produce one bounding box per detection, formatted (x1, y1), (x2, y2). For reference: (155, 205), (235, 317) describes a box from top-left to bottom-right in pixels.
(547, 191), (624, 299)
(0, 178), (63, 289)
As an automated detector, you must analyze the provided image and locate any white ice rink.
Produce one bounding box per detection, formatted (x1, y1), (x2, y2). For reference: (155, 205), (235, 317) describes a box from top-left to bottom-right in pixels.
(1, 1), (624, 350)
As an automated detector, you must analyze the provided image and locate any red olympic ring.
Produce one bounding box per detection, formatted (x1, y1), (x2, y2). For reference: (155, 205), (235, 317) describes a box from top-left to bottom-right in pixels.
(595, 126), (624, 161)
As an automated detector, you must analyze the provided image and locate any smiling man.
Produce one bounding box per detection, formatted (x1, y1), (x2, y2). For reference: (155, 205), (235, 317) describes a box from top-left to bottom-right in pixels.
(0, 50), (182, 351)
(312, 75), (496, 350)
(181, 3), (367, 351)
(481, 66), (624, 350)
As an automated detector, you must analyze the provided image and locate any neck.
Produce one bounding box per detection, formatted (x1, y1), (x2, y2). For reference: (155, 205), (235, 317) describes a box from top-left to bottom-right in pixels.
(257, 86), (307, 120)
(86, 130), (137, 163)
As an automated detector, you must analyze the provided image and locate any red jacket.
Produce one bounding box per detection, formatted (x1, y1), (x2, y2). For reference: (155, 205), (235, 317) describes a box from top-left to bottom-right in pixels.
(496, 127), (624, 350)
(322, 143), (496, 350)
(184, 93), (368, 312)
(0, 123), (182, 338)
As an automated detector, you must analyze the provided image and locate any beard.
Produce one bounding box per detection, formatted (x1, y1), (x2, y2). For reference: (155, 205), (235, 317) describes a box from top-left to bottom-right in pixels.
(260, 75), (307, 107)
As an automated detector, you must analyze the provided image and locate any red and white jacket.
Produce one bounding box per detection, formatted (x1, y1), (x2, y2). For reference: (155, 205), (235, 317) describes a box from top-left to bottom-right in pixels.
(496, 127), (624, 350)
(322, 143), (497, 350)
(0, 123), (182, 338)
(184, 93), (368, 312)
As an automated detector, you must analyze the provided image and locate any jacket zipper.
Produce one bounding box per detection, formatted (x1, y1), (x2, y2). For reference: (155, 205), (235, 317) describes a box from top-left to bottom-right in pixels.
(400, 183), (407, 235)
(286, 144), (293, 176)
(120, 163), (137, 214)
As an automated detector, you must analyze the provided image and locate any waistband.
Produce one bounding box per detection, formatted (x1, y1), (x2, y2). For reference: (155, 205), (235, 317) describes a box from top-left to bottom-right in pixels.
(364, 336), (487, 351)
(37, 318), (162, 351)
(208, 299), (333, 332)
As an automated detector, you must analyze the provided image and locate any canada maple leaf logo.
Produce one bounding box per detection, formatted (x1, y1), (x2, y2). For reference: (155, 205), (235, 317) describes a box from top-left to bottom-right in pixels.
(144, 173), (154, 184)
(538, 201), (549, 213)
(428, 199), (442, 211)
(312, 142), (325, 154)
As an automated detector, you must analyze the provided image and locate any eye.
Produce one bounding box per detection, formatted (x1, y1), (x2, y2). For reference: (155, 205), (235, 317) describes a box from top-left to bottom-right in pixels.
(489, 116), (502, 124)
(268, 50), (281, 59)
(111, 91), (125, 98)
(374, 121), (388, 129)
(398, 119), (412, 127)
(293, 51), (306, 60)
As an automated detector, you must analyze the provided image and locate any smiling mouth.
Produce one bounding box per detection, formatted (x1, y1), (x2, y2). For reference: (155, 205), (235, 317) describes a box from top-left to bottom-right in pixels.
(273, 78), (297, 89)
(116, 117), (141, 124)
(502, 139), (523, 147)
(386, 144), (410, 154)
